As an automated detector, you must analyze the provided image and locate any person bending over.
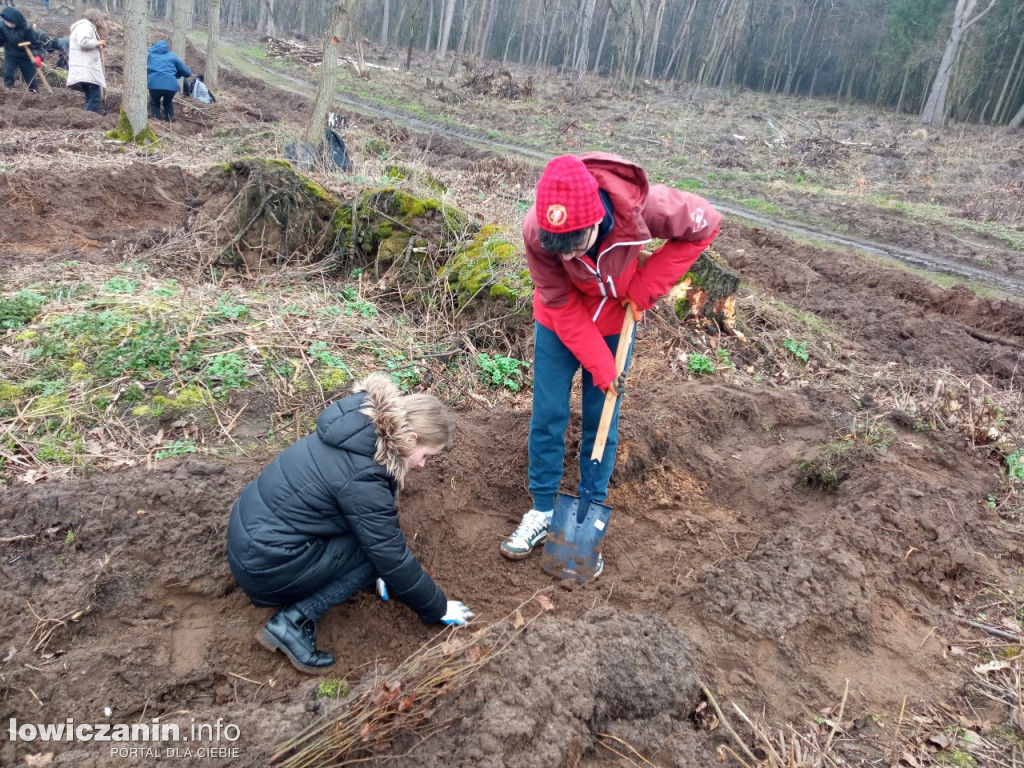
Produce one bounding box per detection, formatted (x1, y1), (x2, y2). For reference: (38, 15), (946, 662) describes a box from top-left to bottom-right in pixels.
(146, 39), (190, 121)
(227, 373), (473, 673)
(499, 153), (722, 576)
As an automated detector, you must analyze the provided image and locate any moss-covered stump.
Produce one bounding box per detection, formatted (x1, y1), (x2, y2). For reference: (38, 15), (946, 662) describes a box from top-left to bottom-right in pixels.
(668, 249), (745, 338)
(344, 187), (470, 275)
(192, 158), (344, 272)
(442, 225), (532, 307)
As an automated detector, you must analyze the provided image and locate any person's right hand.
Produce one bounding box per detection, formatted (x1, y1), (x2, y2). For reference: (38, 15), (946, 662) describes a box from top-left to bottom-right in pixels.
(440, 601), (473, 626)
(620, 297), (644, 322)
(98, 40), (106, 48)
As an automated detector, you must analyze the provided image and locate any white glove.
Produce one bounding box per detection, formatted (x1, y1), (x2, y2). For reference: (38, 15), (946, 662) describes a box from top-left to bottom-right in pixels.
(440, 600), (473, 626)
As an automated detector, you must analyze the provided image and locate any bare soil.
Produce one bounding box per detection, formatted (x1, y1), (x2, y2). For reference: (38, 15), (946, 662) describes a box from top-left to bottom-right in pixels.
(2, 17), (1024, 768)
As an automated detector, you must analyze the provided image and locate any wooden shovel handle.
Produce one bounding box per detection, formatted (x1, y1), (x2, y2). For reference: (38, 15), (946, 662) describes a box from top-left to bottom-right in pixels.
(19, 42), (53, 93)
(590, 309), (637, 462)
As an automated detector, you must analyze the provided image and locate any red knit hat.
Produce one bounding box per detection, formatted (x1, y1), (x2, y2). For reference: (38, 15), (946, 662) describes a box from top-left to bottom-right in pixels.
(535, 155), (604, 234)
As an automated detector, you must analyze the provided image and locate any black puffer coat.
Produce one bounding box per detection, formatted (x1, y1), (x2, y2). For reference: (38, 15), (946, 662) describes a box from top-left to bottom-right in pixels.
(226, 373), (447, 624)
(0, 8), (40, 63)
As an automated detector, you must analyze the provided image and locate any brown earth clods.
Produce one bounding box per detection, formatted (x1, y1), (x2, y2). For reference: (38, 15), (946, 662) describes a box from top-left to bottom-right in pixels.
(2, 16), (1024, 768)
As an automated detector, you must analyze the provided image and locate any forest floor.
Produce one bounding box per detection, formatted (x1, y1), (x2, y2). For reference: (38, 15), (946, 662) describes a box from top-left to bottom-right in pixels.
(1, 11), (1024, 768)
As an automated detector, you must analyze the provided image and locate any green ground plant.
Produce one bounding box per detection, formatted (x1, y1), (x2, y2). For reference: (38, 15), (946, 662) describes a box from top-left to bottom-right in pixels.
(477, 353), (529, 392)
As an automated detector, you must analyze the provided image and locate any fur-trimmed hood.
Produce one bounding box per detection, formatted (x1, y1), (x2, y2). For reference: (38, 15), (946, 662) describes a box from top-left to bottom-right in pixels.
(354, 372), (414, 488)
(315, 372), (413, 488)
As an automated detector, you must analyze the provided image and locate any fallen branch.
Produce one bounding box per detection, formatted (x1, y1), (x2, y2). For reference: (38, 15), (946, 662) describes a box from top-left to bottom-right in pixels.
(959, 618), (1022, 642)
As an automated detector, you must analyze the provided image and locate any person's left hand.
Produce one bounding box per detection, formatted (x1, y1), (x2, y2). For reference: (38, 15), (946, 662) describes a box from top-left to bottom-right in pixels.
(33, 55), (42, 67)
(440, 601), (474, 626)
(606, 372), (626, 397)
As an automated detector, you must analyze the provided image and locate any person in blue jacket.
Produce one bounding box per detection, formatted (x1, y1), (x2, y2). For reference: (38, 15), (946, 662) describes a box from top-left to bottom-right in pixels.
(146, 39), (190, 121)
(227, 373), (474, 674)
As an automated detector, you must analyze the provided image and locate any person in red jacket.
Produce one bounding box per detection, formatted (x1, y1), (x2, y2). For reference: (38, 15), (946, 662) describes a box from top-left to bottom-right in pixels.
(500, 153), (722, 572)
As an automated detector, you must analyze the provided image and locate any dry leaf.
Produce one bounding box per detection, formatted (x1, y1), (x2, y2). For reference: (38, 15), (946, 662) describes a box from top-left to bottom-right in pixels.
(23, 755), (54, 766)
(928, 732), (953, 749)
(536, 595), (555, 612)
(397, 695), (416, 713)
(512, 610), (525, 629)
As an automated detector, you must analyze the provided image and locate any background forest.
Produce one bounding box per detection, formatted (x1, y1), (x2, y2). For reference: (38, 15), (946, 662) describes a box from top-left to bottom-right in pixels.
(106, 0), (1024, 128)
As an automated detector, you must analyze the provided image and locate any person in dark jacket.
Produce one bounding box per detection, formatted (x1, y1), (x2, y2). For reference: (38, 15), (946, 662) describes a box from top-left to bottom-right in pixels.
(146, 39), (190, 121)
(227, 373), (473, 673)
(1, 8), (42, 92)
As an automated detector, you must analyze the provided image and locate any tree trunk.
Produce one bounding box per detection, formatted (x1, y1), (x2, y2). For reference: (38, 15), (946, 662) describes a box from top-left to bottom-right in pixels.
(122, 0), (149, 137)
(992, 29), (1024, 124)
(663, 0), (699, 81)
(593, 0), (613, 74)
(206, 0), (221, 88)
(302, 0), (354, 146)
(172, 0), (189, 63)
(256, 0), (275, 38)
(379, 0), (389, 45)
(572, 0), (597, 72)
(406, 0), (422, 69)
(1010, 99), (1024, 130)
(436, 0), (456, 59)
(644, 0), (667, 80)
(921, 0), (999, 125)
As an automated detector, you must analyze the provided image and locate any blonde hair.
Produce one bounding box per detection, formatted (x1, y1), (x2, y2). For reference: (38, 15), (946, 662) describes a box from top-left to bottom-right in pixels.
(84, 8), (106, 38)
(402, 393), (456, 450)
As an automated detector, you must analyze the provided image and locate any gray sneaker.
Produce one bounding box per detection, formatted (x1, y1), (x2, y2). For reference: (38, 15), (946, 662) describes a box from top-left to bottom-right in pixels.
(593, 553), (604, 579)
(500, 509), (551, 560)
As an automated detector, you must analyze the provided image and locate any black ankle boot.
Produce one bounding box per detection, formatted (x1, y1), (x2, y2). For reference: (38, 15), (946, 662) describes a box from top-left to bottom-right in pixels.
(257, 606), (335, 674)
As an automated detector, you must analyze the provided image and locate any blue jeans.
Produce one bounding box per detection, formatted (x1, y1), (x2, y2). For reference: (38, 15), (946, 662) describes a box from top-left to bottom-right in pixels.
(528, 321), (635, 512)
(292, 559), (376, 623)
(80, 82), (101, 112)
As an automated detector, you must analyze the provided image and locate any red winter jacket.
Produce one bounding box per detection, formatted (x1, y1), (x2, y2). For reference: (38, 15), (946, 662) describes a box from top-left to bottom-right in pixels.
(523, 152), (722, 390)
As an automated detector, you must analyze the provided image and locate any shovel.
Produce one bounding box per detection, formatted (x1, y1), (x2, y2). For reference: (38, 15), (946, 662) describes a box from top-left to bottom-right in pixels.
(540, 308), (636, 583)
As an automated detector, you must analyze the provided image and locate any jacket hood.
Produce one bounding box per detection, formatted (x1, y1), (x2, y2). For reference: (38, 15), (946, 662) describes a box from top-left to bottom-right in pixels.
(579, 151), (650, 238)
(316, 373), (413, 488)
(149, 40), (169, 54)
(1, 7), (28, 26)
(70, 18), (95, 34)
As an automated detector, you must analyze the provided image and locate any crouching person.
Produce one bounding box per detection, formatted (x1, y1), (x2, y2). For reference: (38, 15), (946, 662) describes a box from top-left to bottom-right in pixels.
(227, 373), (473, 674)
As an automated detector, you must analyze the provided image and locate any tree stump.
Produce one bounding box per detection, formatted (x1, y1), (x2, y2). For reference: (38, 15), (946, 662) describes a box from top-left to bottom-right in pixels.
(667, 248), (744, 338)
(192, 159), (344, 272)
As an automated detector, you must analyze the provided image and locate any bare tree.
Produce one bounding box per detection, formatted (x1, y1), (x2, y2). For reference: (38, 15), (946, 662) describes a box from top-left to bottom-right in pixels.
(256, 0), (276, 38)
(303, 0), (355, 145)
(921, 0), (1000, 125)
(121, 0), (149, 138)
(571, 0), (597, 71)
(206, 0), (221, 88)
